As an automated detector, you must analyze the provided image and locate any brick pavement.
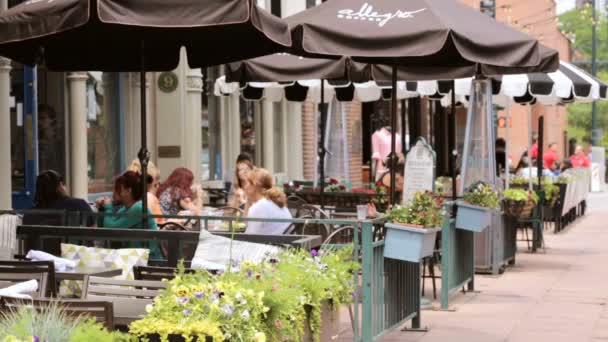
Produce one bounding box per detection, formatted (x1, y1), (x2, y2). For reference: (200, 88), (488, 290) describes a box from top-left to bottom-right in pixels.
(338, 192), (608, 342)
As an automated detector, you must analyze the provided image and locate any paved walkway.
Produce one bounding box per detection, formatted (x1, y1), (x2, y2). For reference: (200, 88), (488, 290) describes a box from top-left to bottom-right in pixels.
(343, 191), (608, 342)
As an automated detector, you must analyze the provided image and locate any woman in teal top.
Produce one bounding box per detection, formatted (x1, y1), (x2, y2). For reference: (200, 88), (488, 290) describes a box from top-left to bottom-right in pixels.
(96, 171), (162, 259)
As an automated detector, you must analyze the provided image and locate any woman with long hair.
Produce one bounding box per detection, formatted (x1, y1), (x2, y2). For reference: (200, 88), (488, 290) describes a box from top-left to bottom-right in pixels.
(230, 153), (255, 210)
(244, 168), (292, 235)
(96, 171), (160, 258)
(23, 170), (93, 226)
(127, 159), (163, 222)
(157, 167), (198, 216)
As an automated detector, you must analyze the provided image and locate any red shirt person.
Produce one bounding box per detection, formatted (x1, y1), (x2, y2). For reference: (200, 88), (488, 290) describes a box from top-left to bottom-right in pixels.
(543, 143), (559, 169)
(570, 145), (591, 168)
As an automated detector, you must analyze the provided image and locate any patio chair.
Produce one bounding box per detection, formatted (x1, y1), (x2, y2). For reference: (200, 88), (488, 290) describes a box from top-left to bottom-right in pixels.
(0, 297), (114, 329)
(82, 276), (166, 327)
(287, 195), (307, 217)
(0, 261), (56, 298)
(133, 265), (197, 281)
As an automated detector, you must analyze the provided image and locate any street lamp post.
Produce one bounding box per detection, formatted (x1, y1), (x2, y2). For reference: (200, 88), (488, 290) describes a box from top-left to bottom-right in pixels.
(592, 0), (600, 146)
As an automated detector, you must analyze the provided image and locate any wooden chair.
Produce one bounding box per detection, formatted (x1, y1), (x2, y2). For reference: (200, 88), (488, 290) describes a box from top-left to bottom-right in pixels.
(133, 265), (197, 281)
(82, 276), (166, 327)
(0, 297), (114, 329)
(0, 261), (56, 298)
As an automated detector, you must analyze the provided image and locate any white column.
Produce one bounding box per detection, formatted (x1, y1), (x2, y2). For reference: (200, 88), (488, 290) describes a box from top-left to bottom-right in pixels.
(184, 68), (203, 181)
(286, 102), (303, 180)
(262, 100), (275, 172)
(127, 73), (153, 163)
(0, 57), (11, 209)
(67, 72), (88, 199)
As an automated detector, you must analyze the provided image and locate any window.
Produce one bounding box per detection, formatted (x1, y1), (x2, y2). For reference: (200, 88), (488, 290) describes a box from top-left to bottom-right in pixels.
(87, 72), (122, 194)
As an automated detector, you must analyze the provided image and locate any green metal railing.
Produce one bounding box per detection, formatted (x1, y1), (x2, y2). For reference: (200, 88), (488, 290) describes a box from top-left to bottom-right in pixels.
(359, 219), (420, 341)
(4, 210), (422, 341)
(441, 204), (475, 310)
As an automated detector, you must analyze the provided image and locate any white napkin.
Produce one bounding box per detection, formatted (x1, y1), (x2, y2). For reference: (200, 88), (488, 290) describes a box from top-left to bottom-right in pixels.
(190, 259), (226, 273)
(26, 250), (77, 271)
(0, 279), (38, 299)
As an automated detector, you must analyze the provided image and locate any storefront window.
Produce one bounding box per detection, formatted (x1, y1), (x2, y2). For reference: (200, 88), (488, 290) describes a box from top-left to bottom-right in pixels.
(9, 64), (25, 192)
(87, 72), (122, 194)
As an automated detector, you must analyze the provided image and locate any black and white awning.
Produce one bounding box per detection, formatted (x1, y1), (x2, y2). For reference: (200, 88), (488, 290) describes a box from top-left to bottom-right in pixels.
(215, 61), (607, 104)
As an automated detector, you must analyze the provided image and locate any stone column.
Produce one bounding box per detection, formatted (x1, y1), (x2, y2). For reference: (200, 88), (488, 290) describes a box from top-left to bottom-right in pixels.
(185, 68), (203, 181)
(0, 57), (11, 209)
(262, 100), (275, 173)
(67, 72), (88, 198)
(286, 102), (303, 180)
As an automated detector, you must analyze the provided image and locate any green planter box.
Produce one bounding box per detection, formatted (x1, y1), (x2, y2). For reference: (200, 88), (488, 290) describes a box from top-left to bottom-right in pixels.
(384, 223), (440, 262)
(456, 202), (494, 232)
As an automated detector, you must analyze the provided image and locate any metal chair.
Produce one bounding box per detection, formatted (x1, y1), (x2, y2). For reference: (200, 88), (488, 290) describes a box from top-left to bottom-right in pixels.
(82, 276), (166, 327)
(0, 297), (114, 329)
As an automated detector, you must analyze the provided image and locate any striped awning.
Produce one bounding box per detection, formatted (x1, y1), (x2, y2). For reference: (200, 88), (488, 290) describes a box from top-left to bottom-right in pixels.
(215, 61), (607, 104)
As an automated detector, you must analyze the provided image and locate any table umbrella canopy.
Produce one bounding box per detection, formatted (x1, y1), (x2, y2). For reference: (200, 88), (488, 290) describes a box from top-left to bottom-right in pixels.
(286, 0), (558, 76)
(0, 0), (291, 71)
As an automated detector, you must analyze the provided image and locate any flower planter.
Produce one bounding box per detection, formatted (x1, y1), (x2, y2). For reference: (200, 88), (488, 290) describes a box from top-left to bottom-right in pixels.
(303, 301), (341, 342)
(144, 334), (213, 342)
(383, 223), (441, 262)
(456, 201), (494, 232)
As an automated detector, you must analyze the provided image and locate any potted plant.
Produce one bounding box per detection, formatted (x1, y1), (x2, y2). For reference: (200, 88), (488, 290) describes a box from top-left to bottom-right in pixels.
(383, 191), (443, 262)
(456, 182), (500, 232)
(502, 188), (538, 218)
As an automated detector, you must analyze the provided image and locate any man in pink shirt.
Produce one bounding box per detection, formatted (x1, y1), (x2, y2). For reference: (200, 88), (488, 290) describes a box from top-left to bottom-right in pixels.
(570, 145), (591, 168)
(543, 142), (559, 169)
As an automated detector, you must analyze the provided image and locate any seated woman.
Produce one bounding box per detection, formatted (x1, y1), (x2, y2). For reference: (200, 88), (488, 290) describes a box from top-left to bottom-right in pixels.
(229, 153), (255, 212)
(95, 171), (161, 258)
(23, 170), (94, 226)
(158, 167), (199, 216)
(244, 168), (292, 235)
(127, 159), (164, 222)
(378, 158), (405, 203)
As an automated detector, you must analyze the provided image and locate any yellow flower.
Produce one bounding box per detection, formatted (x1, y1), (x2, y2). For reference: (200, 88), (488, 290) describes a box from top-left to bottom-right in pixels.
(253, 332), (266, 342)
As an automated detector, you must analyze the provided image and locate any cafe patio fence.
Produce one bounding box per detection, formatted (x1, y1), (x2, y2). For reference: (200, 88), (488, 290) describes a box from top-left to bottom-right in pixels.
(5, 210), (421, 342)
(441, 203), (475, 310)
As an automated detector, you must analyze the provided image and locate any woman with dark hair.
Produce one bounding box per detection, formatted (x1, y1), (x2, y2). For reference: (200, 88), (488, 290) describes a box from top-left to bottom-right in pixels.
(96, 171), (160, 259)
(229, 153), (255, 210)
(96, 171), (157, 230)
(23, 170), (93, 226)
(157, 167), (198, 216)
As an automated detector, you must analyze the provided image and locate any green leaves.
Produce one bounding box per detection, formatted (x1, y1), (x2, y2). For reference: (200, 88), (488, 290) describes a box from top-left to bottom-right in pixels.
(463, 182), (501, 209)
(387, 191), (444, 228)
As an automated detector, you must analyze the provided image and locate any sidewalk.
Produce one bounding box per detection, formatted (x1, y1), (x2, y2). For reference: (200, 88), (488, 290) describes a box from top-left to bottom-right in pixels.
(348, 192), (608, 342)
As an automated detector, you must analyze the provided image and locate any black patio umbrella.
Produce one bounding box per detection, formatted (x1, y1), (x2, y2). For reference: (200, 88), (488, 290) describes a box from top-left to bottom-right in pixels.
(285, 0), (559, 204)
(0, 0), (291, 217)
(226, 53), (362, 208)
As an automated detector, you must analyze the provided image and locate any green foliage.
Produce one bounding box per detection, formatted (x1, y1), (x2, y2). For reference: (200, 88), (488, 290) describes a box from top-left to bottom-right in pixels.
(130, 247), (359, 342)
(559, 7), (608, 149)
(463, 182), (501, 209)
(387, 191), (444, 228)
(70, 319), (133, 342)
(543, 182), (560, 202)
(503, 189), (538, 204)
(0, 303), (81, 342)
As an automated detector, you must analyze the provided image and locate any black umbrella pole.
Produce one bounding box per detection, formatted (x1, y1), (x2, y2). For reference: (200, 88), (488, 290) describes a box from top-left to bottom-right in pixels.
(389, 64), (398, 206)
(138, 41), (150, 225)
(319, 79), (326, 209)
(449, 82), (457, 215)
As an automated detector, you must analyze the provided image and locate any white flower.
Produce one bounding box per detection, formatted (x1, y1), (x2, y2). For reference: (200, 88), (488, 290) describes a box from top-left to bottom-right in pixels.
(241, 310), (250, 321)
(145, 304), (153, 313)
(235, 292), (243, 301)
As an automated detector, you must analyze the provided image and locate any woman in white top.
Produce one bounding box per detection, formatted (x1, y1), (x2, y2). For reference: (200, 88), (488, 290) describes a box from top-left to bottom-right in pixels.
(244, 168), (292, 235)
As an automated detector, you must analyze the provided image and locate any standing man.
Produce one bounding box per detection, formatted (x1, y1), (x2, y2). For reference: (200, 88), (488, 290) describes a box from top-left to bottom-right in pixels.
(570, 145), (591, 168)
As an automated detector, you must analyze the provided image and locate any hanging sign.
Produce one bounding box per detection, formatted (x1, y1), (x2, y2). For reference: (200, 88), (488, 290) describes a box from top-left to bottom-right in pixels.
(403, 137), (435, 204)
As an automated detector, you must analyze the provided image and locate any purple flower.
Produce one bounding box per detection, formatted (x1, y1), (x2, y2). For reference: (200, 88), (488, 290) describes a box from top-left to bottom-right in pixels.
(310, 249), (318, 257)
(33, 337), (40, 342)
(269, 258), (279, 264)
(194, 292), (204, 299)
(221, 304), (235, 316)
(179, 297), (189, 305)
(214, 290), (225, 299)
(350, 291), (358, 299)
(246, 269), (253, 278)
(183, 309), (191, 315)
